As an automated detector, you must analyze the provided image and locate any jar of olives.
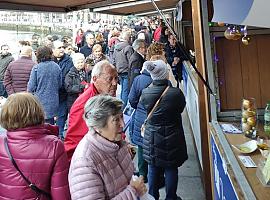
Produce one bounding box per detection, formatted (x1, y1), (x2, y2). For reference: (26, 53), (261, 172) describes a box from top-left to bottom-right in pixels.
(241, 98), (257, 138)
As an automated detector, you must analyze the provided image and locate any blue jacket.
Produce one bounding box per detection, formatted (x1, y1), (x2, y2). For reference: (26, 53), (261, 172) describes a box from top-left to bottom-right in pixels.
(79, 45), (92, 58)
(128, 70), (152, 146)
(27, 61), (62, 119)
(54, 54), (74, 101)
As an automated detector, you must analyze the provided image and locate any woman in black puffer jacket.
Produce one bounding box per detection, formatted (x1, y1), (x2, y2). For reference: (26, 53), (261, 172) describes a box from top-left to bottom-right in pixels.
(139, 60), (188, 200)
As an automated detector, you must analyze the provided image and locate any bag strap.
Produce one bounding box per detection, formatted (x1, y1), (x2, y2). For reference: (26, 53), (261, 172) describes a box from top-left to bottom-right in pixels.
(145, 86), (169, 122)
(4, 137), (51, 199)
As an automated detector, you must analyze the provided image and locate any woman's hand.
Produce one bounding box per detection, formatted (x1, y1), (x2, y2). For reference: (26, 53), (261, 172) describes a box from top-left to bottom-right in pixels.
(127, 144), (136, 159)
(130, 176), (147, 196)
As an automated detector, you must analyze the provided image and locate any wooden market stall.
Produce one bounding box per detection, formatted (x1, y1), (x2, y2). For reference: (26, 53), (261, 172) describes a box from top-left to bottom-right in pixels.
(187, 0), (270, 199)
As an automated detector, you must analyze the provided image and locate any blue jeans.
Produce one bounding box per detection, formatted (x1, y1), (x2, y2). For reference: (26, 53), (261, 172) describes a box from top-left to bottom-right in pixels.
(148, 165), (179, 200)
(0, 81), (8, 98)
(57, 100), (68, 139)
(119, 73), (129, 108)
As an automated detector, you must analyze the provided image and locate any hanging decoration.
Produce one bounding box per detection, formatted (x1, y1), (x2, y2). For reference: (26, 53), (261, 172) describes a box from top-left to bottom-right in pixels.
(241, 26), (251, 45)
(223, 24), (250, 43)
(217, 22), (225, 27)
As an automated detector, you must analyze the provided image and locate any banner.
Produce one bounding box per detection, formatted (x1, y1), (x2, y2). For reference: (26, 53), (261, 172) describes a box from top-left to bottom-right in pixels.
(212, 0), (270, 28)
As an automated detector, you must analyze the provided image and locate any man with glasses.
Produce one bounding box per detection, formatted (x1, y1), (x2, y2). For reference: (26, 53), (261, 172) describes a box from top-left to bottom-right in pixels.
(53, 40), (74, 140)
(64, 60), (118, 161)
(80, 33), (95, 58)
(0, 44), (14, 97)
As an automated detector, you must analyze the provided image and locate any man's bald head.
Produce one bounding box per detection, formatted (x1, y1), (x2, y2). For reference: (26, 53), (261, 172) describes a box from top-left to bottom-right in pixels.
(20, 46), (33, 57)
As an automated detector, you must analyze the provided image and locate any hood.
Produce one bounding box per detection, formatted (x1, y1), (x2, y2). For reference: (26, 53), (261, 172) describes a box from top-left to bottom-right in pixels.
(114, 41), (129, 51)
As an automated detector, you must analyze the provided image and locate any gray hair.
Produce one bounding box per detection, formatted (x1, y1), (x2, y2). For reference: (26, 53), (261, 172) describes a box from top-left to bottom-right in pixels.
(120, 31), (131, 41)
(132, 39), (145, 51)
(91, 60), (116, 81)
(84, 95), (123, 131)
(71, 53), (85, 65)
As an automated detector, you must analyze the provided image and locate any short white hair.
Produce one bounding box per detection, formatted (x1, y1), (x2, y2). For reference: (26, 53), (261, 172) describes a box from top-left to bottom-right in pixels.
(71, 53), (85, 65)
(120, 31), (131, 41)
(20, 46), (33, 57)
(91, 60), (116, 82)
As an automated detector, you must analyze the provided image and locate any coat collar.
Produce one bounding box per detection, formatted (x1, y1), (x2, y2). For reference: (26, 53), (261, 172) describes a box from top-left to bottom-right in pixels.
(152, 79), (171, 86)
(86, 132), (125, 154)
(6, 124), (58, 140)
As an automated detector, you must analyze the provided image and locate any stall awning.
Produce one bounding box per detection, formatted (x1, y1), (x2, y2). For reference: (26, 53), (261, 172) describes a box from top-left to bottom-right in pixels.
(0, 0), (129, 12)
(90, 0), (179, 15)
(0, 0), (178, 14)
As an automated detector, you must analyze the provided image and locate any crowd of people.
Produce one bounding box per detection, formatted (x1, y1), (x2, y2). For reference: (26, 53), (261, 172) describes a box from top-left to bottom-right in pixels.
(0, 18), (188, 200)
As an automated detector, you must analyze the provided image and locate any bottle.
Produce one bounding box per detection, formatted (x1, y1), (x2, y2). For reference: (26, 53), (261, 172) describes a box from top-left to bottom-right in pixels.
(264, 102), (270, 134)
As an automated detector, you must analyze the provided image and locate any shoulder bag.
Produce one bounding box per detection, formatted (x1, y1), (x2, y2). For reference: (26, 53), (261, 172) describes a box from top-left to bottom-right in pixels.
(141, 86), (169, 137)
(4, 137), (51, 200)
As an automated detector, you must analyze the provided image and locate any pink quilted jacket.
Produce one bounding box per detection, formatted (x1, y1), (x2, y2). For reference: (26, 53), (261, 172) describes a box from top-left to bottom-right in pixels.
(0, 124), (71, 200)
(69, 132), (138, 200)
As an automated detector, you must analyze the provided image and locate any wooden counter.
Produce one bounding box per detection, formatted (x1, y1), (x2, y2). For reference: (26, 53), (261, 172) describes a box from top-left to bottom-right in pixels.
(225, 134), (270, 200)
(211, 121), (270, 199)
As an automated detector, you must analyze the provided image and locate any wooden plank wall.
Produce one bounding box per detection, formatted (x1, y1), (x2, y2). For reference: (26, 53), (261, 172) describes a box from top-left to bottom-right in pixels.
(216, 35), (270, 111)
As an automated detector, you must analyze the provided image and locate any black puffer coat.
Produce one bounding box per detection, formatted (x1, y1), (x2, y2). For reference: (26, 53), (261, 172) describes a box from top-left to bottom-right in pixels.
(139, 79), (188, 168)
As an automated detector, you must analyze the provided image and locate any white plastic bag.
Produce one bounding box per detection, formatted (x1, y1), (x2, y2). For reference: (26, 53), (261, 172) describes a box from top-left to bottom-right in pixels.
(132, 175), (155, 200)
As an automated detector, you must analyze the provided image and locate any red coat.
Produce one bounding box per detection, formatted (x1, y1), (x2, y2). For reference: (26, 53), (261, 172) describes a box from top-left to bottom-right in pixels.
(0, 124), (71, 200)
(64, 83), (99, 161)
(153, 26), (162, 42)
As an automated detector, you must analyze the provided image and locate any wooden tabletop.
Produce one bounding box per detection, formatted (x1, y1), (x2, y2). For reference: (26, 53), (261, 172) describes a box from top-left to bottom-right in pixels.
(224, 130), (270, 199)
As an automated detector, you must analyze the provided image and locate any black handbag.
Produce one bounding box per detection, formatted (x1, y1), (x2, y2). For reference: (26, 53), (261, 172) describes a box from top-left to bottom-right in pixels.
(4, 138), (51, 200)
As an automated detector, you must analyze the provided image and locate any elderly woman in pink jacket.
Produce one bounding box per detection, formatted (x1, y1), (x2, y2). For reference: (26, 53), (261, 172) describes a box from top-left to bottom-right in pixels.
(69, 95), (147, 199)
(0, 92), (70, 200)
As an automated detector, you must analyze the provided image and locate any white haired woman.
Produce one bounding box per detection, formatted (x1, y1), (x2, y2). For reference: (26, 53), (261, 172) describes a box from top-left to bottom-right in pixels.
(65, 53), (91, 112)
(68, 95), (147, 199)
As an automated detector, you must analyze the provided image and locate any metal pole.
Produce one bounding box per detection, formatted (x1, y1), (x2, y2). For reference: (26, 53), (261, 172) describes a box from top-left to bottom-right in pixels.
(150, 0), (214, 95)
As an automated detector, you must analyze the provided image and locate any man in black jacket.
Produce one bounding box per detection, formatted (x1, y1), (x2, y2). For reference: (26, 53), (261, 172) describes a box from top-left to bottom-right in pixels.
(165, 34), (185, 87)
(129, 39), (146, 88)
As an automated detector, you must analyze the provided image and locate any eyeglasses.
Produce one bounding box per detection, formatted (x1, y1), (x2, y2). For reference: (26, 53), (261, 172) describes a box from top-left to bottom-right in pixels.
(99, 73), (118, 83)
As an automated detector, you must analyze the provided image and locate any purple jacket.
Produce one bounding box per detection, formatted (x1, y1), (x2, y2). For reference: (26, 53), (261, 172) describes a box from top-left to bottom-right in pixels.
(69, 132), (138, 200)
(4, 56), (36, 95)
(0, 124), (71, 200)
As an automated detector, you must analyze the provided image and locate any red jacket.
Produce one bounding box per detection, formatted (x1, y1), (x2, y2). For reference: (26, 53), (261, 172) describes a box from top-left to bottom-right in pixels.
(0, 124), (71, 200)
(153, 26), (162, 42)
(64, 83), (99, 161)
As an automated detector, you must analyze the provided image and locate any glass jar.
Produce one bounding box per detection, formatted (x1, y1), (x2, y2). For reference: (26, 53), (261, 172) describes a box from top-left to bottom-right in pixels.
(241, 98), (257, 138)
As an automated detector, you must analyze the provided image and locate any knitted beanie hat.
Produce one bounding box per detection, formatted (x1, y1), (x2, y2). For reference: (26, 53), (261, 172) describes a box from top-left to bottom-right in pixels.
(143, 60), (169, 80)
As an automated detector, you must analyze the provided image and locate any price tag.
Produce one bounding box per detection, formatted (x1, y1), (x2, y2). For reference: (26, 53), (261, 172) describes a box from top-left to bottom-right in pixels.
(238, 156), (257, 168)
